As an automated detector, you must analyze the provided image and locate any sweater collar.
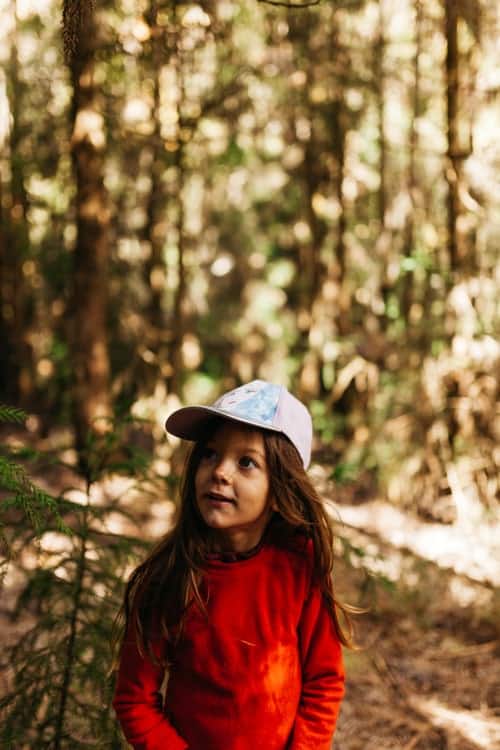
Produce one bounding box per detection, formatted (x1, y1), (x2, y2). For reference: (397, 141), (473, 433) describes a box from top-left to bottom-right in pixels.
(205, 536), (266, 563)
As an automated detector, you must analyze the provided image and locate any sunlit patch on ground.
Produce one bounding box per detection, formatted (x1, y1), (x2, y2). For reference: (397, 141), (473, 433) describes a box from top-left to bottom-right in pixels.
(308, 465), (500, 749)
(330, 498), (499, 587)
(410, 697), (500, 749)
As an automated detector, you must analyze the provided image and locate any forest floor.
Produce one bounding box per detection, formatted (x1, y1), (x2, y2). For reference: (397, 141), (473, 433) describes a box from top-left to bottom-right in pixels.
(2, 430), (499, 750)
(318, 461), (500, 750)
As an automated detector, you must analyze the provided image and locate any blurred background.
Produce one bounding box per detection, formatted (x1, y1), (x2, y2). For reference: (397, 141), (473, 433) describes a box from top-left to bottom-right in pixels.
(0, 0), (499, 747)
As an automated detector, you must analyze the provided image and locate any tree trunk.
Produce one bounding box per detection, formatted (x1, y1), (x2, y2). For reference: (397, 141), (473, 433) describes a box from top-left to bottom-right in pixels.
(329, 100), (350, 341)
(166, 3), (186, 396)
(1, 9), (32, 404)
(0, 174), (9, 401)
(330, 20), (349, 338)
(402, 0), (422, 323)
(444, 0), (460, 273)
(374, 0), (395, 334)
(297, 130), (330, 398)
(376, 0), (386, 230)
(68, 5), (111, 454)
(169, 138), (186, 395)
(140, 1), (170, 390)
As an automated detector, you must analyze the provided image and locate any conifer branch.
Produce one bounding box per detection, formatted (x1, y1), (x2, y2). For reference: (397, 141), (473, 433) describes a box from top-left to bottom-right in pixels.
(1, 417), (155, 744)
(0, 456), (68, 533)
(0, 404), (27, 423)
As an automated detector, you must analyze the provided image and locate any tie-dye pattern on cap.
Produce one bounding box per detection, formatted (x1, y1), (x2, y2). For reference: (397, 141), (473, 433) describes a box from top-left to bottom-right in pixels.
(165, 379), (312, 467)
(213, 381), (281, 426)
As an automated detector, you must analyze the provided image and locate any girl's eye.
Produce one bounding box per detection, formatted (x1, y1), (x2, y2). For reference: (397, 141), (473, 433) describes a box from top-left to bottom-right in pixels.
(239, 456), (257, 469)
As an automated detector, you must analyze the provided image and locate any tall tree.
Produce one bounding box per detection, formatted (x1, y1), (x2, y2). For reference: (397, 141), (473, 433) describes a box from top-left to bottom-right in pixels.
(167, 1), (187, 396)
(376, 0), (387, 231)
(444, 0), (460, 273)
(401, 0), (422, 323)
(0, 3), (32, 405)
(286, 7), (350, 397)
(329, 13), (349, 338)
(66, 2), (112, 453)
(139, 0), (172, 391)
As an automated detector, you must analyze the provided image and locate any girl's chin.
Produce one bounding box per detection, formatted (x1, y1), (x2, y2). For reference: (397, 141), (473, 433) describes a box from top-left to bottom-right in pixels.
(198, 499), (235, 522)
(199, 508), (235, 528)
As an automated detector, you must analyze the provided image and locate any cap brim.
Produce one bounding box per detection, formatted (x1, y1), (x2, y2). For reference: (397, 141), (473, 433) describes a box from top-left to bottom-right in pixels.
(165, 406), (282, 441)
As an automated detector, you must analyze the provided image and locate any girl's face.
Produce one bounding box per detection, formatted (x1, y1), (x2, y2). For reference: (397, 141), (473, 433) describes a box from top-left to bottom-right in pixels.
(194, 421), (274, 553)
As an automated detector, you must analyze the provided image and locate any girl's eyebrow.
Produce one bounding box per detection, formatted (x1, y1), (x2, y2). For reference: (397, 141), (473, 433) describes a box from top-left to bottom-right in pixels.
(208, 443), (265, 459)
(205, 438), (266, 460)
(240, 447), (265, 459)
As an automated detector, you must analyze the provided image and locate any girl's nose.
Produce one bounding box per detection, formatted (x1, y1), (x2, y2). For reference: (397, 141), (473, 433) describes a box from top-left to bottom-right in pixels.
(212, 458), (233, 482)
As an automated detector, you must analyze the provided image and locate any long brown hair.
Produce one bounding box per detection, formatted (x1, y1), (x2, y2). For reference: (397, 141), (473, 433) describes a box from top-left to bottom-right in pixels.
(114, 420), (355, 666)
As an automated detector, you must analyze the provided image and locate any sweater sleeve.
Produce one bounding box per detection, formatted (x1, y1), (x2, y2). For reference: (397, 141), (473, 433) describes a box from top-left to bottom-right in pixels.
(112, 625), (188, 750)
(287, 571), (345, 750)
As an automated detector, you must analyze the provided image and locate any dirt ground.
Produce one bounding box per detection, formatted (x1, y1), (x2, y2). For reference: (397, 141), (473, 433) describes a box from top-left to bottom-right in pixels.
(330, 497), (500, 750)
(334, 555), (499, 750)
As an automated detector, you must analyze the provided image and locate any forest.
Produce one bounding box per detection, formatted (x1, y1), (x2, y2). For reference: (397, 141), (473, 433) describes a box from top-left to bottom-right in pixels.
(0, 0), (499, 747)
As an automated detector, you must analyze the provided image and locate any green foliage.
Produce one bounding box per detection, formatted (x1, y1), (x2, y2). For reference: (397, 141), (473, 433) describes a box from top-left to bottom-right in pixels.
(80, 416), (154, 481)
(0, 407), (70, 580)
(0, 456), (67, 534)
(0, 418), (160, 748)
(330, 462), (360, 484)
(310, 400), (345, 444)
(218, 138), (245, 167)
(0, 405), (26, 424)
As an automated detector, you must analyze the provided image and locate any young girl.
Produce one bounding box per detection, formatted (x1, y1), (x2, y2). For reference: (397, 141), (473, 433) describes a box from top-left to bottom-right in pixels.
(113, 380), (351, 750)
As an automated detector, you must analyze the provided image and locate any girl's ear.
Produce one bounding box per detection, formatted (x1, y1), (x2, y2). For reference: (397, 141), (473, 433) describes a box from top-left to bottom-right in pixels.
(269, 493), (278, 511)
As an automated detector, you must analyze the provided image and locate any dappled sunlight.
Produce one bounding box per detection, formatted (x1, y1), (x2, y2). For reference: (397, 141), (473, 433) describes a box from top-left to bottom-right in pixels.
(335, 497), (499, 586)
(72, 109), (106, 149)
(131, 383), (178, 432)
(410, 697), (500, 749)
(143, 500), (175, 538)
(16, 0), (52, 19)
(39, 530), (73, 554)
(122, 96), (152, 127)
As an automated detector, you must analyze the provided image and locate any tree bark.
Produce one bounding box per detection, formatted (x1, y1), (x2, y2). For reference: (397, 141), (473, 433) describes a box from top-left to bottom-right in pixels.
(1, 9), (32, 404)
(166, 2), (186, 396)
(68, 4), (111, 453)
(402, 0), (422, 323)
(330, 21), (349, 338)
(376, 0), (386, 230)
(444, 0), (460, 273)
(140, 1), (170, 390)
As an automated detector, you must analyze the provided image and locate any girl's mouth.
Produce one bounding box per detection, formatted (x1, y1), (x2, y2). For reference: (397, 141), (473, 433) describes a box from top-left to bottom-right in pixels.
(205, 492), (235, 504)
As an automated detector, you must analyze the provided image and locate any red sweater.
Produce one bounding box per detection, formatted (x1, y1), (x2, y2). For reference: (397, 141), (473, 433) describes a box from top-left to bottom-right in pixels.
(113, 540), (345, 750)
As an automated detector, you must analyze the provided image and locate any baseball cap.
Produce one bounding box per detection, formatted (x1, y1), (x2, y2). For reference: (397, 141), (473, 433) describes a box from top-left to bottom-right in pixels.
(165, 380), (313, 468)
